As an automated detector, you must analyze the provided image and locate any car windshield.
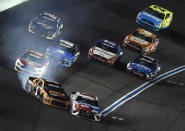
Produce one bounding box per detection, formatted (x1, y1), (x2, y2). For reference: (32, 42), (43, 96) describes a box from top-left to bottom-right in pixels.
(36, 15), (57, 29)
(22, 53), (45, 65)
(132, 31), (152, 42)
(145, 8), (165, 19)
(57, 43), (75, 54)
(135, 57), (156, 68)
(96, 42), (117, 54)
(46, 86), (64, 93)
(76, 96), (99, 107)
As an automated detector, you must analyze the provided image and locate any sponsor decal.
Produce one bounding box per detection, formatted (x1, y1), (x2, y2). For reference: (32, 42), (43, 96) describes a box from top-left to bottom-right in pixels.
(94, 47), (116, 59)
(142, 12), (162, 22)
(130, 36), (148, 45)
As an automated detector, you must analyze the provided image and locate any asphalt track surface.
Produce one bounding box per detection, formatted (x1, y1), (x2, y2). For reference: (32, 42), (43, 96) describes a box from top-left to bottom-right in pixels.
(0, 0), (185, 131)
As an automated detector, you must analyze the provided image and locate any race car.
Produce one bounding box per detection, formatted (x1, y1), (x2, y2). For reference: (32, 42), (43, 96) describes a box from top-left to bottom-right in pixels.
(25, 77), (71, 110)
(88, 39), (123, 66)
(136, 5), (173, 31)
(15, 50), (49, 76)
(46, 39), (80, 67)
(70, 91), (101, 121)
(28, 12), (63, 40)
(127, 55), (160, 80)
(123, 28), (159, 54)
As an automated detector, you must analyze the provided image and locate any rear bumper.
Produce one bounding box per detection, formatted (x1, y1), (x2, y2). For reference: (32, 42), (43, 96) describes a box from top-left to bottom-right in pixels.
(124, 42), (142, 51)
(136, 18), (160, 31)
(47, 55), (72, 67)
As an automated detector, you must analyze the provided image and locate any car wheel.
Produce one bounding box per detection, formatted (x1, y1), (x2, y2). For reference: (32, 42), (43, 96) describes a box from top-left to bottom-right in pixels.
(39, 93), (43, 102)
(141, 50), (147, 56)
(123, 43), (127, 47)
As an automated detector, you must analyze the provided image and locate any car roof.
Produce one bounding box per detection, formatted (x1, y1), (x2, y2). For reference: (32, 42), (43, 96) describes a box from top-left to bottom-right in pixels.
(149, 5), (173, 14)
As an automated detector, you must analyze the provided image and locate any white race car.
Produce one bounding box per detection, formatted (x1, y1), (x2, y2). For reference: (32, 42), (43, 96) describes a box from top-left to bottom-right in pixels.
(15, 50), (49, 76)
(70, 91), (102, 121)
(28, 12), (63, 40)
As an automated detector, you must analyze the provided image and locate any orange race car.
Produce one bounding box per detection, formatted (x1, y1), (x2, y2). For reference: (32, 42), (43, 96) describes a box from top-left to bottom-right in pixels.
(25, 77), (71, 110)
(123, 28), (159, 54)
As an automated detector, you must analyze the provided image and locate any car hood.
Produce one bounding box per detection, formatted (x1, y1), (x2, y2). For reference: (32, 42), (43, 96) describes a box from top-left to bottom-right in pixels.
(93, 47), (116, 59)
(19, 58), (44, 68)
(75, 102), (101, 113)
(140, 11), (163, 24)
(131, 62), (152, 74)
(47, 47), (74, 59)
(128, 35), (149, 46)
(32, 21), (56, 32)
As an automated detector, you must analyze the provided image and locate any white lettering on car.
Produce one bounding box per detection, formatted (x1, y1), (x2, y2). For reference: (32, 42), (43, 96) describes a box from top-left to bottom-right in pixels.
(130, 37), (148, 45)
(143, 12), (162, 22)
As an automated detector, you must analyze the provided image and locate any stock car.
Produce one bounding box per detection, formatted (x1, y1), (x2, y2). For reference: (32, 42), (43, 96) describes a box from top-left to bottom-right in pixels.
(123, 28), (159, 54)
(25, 77), (71, 110)
(28, 12), (63, 40)
(136, 5), (173, 31)
(15, 50), (49, 76)
(127, 55), (160, 80)
(46, 39), (80, 67)
(70, 91), (102, 121)
(88, 39), (123, 66)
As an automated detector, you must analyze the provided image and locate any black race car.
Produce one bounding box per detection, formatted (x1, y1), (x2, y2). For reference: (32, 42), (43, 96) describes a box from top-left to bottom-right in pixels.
(25, 77), (70, 110)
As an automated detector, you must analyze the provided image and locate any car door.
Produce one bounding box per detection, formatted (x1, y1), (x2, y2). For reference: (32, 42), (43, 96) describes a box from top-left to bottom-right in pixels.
(163, 13), (171, 27)
(73, 45), (80, 62)
(151, 36), (159, 52)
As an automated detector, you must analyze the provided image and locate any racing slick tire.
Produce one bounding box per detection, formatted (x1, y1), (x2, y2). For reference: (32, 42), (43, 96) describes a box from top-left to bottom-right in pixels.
(39, 93), (43, 102)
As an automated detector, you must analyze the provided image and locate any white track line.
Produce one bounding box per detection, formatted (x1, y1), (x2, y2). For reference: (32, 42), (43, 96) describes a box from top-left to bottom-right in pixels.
(101, 65), (185, 116)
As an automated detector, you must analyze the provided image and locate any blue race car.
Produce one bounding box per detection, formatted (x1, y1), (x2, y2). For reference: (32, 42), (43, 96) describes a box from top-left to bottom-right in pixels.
(46, 39), (80, 67)
(127, 55), (160, 80)
(28, 12), (63, 40)
(136, 5), (173, 31)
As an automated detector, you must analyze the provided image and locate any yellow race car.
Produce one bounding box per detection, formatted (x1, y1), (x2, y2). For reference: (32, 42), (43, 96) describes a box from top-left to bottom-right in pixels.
(25, 77), (71, 110)
(136, 5), (173, 31)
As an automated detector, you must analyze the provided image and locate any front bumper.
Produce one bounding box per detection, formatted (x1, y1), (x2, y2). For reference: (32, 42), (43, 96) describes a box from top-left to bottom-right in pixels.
(72, 109), (100, 121)
(125, 41), (143, 51)
(88, 54), (114, 66)
(136, 18), (160, 31)
(15, 65), (45, 77)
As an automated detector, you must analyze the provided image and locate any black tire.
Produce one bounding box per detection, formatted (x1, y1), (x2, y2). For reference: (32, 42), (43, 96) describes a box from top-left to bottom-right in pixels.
(39, 93), (43, 102)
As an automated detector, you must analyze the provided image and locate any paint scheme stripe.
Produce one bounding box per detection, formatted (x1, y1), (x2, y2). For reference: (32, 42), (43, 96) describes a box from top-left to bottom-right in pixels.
(101, 65), (185, 116)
